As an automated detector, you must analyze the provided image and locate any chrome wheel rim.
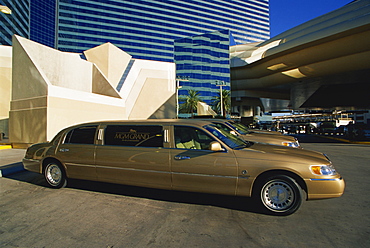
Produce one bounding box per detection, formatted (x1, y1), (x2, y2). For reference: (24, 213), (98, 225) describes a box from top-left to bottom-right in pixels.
(261, 181), (294, 211)
(46, 164), (62, 186)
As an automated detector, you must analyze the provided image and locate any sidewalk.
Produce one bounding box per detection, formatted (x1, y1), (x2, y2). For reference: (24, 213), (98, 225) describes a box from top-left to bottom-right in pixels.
(0, 148), (26, 177)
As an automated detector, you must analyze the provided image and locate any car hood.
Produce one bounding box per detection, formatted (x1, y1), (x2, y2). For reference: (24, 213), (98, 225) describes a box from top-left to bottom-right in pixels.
(249, 129), (282, 135)
(234, 142), (329, 164)
(240, 132), (296, 145)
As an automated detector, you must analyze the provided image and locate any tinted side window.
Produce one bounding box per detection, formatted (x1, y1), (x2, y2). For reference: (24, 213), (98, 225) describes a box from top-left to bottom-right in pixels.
(174, 126), (215, 150)
(64, 126), (97, 144)
(105, 125), (164, 147)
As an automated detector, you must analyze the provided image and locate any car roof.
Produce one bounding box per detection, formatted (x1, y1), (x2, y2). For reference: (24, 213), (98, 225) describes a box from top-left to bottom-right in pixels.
(64, 119), (217, 129)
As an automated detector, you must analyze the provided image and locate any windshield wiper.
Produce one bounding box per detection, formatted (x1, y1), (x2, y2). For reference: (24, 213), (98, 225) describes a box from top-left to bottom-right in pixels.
(234, 144), (247, 150)
(234, 141), (253, 149)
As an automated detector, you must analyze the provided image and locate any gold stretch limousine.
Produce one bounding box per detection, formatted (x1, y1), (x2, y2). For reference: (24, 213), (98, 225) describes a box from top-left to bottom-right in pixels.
(23, 119), (345, 215)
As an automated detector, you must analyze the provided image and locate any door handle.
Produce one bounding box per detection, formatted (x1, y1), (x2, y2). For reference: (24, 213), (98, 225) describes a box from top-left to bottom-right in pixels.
(174, 155), (191, 160)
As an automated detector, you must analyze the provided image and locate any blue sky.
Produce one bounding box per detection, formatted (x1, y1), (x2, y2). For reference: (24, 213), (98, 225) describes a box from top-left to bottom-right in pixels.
(269, 0), (355, 37)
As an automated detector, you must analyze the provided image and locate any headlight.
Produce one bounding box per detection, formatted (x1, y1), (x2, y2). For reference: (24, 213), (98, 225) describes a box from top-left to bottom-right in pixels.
(310, 164), (337, 176)
(282, 141), (300, 148)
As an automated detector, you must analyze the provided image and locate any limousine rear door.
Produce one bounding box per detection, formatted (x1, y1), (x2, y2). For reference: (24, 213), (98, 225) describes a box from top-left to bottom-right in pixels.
(170, 125), (238, 195)
(56, 125), (98, 181)
(95, 124), (171, 189)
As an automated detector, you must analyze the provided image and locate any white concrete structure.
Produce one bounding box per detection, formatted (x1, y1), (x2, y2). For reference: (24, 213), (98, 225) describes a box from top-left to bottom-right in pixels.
(197, 102), (217, 116)
(0, 45), (12, 139)
(8, 35), (176, 147)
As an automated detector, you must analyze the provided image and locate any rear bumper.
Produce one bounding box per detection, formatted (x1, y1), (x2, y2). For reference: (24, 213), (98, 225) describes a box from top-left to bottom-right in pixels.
(22, 158), (42, 173)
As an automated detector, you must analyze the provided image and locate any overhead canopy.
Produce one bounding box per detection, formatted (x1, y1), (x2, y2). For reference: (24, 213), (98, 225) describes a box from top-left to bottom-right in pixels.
(230, 0), (370, 110)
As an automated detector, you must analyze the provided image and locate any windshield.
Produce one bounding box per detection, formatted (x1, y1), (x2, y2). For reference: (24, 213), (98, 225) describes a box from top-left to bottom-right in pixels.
(227, 121), (251, 135)
(211, 122), (238, 136)
(204, 124), (250, 149)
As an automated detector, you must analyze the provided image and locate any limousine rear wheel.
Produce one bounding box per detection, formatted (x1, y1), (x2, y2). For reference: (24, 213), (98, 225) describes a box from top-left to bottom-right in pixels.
(44, 161), (67, 188)
(255, 175), (303, 216)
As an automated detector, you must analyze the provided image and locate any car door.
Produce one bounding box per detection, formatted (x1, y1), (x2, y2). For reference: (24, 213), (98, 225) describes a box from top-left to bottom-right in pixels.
(95, 124), (171, 189)
(170, 125), (238, 195)
(56, 125), (98, 181)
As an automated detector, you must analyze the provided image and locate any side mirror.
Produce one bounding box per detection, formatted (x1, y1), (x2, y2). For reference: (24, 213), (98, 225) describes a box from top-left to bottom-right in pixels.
(210, 141), (224, 152)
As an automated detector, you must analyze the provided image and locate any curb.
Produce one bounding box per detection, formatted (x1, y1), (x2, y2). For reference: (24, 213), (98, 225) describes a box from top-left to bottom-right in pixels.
(0, 145), (12, 150)
(319, 135), (370, 145)
(0, 163), (25, 177)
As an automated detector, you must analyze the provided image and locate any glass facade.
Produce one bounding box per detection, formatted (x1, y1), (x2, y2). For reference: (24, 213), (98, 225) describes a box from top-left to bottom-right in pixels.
(175, 30), (231, 108)
(0, 0), (30, 45)
(2, 0), (270, 60)
(30, 0), (56, 48)
(1, 0), (270, 117)
(56, 0), (270, 62)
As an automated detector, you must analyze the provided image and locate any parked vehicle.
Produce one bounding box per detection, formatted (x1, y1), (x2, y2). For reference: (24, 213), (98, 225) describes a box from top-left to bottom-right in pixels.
(208, 119), (300, 148)
(317, 121), (337, 135)
(344, 122), (370, 140)
(23, 119), (344, 215)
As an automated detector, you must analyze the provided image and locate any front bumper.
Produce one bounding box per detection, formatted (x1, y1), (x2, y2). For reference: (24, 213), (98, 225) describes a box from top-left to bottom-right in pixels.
(306, 177), (345, 200)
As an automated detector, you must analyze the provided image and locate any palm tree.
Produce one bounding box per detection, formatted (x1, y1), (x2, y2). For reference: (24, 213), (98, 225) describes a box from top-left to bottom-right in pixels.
(179, 90), (201, 114)
(212, 89), (231, 117)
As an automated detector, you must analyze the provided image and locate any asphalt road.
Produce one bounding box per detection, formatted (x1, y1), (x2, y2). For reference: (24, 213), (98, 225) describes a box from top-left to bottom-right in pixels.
(0, 135), (369, 248)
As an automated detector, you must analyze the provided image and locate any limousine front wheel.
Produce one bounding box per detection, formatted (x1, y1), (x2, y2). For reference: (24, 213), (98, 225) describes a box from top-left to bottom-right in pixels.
(255, 175), (303, 216)
(44, 161), (67, 188)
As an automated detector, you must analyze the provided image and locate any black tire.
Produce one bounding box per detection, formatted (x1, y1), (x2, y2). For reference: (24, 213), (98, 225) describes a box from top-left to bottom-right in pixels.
(44, 161), (67, 188)
(254, 175), (303, 216)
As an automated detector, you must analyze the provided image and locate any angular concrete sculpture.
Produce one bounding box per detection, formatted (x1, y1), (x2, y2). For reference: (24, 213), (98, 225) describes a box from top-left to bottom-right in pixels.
(9, 35), (176, 147)
(84, 42), (132, 90)
(0, 45), (12, 139)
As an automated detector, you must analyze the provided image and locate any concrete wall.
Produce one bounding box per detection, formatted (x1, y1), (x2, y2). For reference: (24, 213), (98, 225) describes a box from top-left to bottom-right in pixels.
(121, 60), (176, 119)
(8, 35), (176, 147)
(83, 42), (176, 120)
(84, 42), (132, 89)
(0, 46), (12, 139)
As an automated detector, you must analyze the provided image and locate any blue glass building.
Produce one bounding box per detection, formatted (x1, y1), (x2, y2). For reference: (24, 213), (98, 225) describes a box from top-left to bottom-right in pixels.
(29, 0), (56, 48)
(0, 0), (30, 45)
(56, 0), (270, 62)
(175, 30), (231, 109)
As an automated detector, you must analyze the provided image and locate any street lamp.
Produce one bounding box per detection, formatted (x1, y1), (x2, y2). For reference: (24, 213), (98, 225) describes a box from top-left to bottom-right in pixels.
(0, 5), (12, 14)
(215, 80), (227, 117)
(176, 76), (189, 118)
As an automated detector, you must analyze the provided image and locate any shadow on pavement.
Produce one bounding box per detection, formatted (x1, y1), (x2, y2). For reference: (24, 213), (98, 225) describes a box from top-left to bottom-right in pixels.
(0, 162), (24, 176)
(5, 170), (265, 215)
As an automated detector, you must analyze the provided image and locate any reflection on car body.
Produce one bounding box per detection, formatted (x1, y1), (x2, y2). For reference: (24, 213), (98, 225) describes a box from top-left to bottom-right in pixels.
(23, 119), (345, 215)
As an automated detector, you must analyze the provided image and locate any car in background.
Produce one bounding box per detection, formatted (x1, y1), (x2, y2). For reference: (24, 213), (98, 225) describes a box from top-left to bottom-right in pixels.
(23, 119), (344, 215)
(206, 120), (300, 148)
(344, 123), (370, 140)
(317, 121), (337, 135)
